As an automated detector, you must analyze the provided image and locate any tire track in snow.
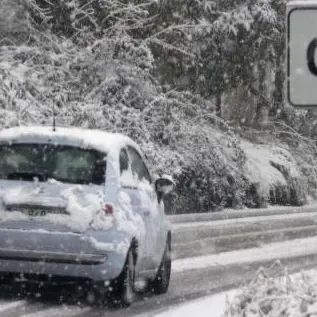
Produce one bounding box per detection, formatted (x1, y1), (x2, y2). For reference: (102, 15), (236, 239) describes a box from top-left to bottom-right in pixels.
(19, 306), (90, 317)
(0, 301), (46, 317)
(0, 301), (26, 312)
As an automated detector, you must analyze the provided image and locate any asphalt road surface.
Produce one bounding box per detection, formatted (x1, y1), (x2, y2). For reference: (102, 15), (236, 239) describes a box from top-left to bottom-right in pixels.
(0, 205), (316, 317)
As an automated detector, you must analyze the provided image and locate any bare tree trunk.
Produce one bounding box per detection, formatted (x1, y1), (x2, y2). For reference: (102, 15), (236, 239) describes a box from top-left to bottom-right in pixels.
(271, 46), (284, 118)
(216, 92), (221, 117)
(254, 63), (269, 128)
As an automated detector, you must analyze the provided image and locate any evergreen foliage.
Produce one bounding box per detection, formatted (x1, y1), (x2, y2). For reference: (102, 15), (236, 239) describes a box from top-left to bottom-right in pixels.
(0, 0), (314, 212)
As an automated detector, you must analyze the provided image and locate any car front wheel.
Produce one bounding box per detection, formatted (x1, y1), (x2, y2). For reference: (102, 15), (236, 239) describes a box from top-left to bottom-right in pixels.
(110, 249), (135, 307)
(152, 240), (171, 294)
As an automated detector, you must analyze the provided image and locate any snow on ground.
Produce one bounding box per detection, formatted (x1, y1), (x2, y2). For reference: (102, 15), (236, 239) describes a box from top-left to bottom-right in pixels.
(224, 268), (317, 317)
(0, 300), (26, 313)
(153, 221), (317, 317)
(172, 236), (317, 272)
(21, 306), (90, 317)
(173, 210), (317, 230)
(152, 268), (317, 317)
(169, 202), (317, 226)
(151, 290), (239, 317)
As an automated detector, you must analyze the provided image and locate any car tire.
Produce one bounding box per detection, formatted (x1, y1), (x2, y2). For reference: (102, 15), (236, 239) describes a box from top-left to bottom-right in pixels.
(110, 249), (135, 308)
(152, 240), (171, 294)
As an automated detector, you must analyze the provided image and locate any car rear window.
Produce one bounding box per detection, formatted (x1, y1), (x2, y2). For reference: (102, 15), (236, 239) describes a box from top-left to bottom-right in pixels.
(0, 143), (106, 185)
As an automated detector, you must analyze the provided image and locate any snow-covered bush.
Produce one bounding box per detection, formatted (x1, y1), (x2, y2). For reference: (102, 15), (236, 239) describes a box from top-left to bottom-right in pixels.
(275, 123), (317, 201)
(171, 124), (247, 212)
(242, 141), (307, 207)
(225, 263), (317, 317)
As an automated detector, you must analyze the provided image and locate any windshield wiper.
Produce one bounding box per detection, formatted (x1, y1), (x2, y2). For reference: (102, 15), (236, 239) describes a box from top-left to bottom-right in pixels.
(7, 172), (47, 182)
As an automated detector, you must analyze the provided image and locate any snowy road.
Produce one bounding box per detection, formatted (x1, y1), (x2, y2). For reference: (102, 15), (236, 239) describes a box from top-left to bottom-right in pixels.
(0, 205), (317, 317)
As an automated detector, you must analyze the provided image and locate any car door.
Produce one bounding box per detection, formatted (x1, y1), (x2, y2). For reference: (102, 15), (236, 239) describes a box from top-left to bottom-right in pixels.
(117, 147), (147, 274)
(127, 146), (162, 270)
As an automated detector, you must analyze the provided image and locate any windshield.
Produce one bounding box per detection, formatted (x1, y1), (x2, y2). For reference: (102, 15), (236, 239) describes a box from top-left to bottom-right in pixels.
(0, 144), (106, 185)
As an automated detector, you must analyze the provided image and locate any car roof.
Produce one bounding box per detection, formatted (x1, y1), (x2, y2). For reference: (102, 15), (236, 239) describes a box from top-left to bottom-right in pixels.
(0, 126), (141, 154)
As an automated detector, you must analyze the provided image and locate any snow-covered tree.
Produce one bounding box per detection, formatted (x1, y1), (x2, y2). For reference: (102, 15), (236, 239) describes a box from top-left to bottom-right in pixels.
(0, 0), (310, 212)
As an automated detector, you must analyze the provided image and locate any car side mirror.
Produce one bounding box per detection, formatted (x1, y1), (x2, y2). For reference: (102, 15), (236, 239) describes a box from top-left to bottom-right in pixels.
(155, 175), (175, 202)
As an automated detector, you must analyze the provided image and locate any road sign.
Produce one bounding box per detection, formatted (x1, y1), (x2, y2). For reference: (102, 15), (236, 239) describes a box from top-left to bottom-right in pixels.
(287, 1), (317, 108)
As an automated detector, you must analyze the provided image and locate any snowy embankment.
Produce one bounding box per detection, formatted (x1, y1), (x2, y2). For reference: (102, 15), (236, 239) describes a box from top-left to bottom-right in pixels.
(153, 290), (238, 317)
(172, 235), (317, 272)
(223, 267), (317, 317)
(241, 140), (306, 207)
(171, 135), (308, 213)
(154, 267), (317, 317)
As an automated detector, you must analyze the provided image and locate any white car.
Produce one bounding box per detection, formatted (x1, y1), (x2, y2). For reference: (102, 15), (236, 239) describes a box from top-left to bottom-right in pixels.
(0, 126), (175, 306)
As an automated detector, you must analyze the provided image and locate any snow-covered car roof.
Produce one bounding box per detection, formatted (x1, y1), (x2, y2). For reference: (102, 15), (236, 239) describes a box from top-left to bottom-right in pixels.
(0, 126), (140, 154)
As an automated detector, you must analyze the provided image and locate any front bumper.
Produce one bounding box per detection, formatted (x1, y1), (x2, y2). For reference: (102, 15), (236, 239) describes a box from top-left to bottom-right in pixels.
(0, 248), (107, 265)
(0, 248), (125, 282)
(0, 226), (131, 282)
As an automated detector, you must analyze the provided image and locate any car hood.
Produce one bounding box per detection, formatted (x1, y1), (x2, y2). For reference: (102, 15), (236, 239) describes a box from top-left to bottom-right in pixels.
(2, 182), (66, 209)
(0, 180), (109, 233)
(0, 180), (98, 208)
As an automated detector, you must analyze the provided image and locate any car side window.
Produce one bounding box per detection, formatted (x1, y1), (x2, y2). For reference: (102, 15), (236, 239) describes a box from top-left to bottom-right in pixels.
(120, 148), (137, 188)
(127, 146), (151, 184)
(119, 148), (129, 174)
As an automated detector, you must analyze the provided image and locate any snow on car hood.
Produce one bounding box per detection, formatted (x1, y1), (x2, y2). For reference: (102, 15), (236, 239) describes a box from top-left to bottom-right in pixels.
(0, 179), (110, 232)
(0, 179), (145, 243)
